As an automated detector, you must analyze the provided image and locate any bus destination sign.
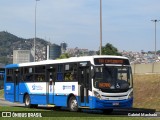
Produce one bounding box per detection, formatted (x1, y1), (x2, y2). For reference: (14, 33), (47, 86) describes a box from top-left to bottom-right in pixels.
(94, 58), (129, 65)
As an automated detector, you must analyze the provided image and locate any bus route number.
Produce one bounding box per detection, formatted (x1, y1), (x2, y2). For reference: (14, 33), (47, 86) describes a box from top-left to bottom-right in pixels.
(99, 82), (111, 88)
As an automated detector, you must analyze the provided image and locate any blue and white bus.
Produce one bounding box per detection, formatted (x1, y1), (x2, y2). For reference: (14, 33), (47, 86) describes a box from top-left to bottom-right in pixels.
(4, 55), (133, 113)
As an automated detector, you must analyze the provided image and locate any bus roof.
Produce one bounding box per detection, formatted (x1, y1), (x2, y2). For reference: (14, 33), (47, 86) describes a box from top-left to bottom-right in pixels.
(5, 64), (19, 68)
(5, 55), (129, 68)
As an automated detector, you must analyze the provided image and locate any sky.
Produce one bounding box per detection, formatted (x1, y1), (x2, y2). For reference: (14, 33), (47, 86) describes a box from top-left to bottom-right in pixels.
(0, 0), (160, 52)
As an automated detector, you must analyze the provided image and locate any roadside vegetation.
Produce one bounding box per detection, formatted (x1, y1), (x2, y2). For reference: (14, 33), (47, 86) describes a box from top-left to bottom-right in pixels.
(133, 74), (160, 111)
(0, 89), (3, 98)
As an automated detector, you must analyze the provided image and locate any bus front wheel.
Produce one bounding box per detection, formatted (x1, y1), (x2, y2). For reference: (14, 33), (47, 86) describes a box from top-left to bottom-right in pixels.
(68, 96), (78, 112)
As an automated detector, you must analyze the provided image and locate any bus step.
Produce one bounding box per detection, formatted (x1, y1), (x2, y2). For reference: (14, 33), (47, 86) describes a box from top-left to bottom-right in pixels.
(47, 104), (55, 107)
(79, 106), (90, 109)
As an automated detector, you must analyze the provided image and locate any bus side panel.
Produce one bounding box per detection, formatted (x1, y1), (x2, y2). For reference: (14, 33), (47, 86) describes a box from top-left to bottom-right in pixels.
(19, 82), (47, 104)
(18, 95), (47, 105)
(54, 95), (67, 106)
(4, 83), (15, 102)
(30, 95), (47, 105)
(18, 83), (28, 103)
(54, 82), (78, 107)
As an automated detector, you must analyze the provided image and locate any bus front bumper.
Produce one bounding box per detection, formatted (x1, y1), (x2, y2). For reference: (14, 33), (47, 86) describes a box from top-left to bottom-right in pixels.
(92, 97), (133, 109)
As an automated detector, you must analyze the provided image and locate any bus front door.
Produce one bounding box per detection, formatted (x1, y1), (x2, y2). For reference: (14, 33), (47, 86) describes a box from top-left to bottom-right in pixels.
(13, 69), (19, 102)
(79, 67), (90, 107)
(46, 66), (55, 105)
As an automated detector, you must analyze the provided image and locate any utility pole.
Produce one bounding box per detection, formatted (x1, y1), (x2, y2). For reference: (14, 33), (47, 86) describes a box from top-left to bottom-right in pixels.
(151, 19), (160, 57)
(34, 0), (40, 62)
(100, 0), (102, 55)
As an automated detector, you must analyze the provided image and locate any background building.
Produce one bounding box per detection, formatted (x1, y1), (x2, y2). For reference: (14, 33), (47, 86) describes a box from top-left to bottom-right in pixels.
(47, 44), (61, 60)
(60, 42), (67, 54)
(13, 50), (33, 63)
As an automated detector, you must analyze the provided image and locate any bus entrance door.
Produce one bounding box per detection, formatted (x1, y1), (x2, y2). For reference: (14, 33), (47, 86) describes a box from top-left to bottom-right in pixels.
(46, 66), (55, 105)
(79, 67), (90, 107)
(13, 69), (19, 102)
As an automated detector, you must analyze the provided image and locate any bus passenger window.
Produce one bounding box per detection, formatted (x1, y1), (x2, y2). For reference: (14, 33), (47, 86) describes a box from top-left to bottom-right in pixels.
(57, 64), (63, 81)
(21, 75), (25, 81)
(64, 63), (77, 81)
(57, 73), (63, 81)
(64, 72), (76, 81)
(64, 73), (71, 81)
(40, 75), (45, 82)
(35, 74), (45, 82)
(7, 76), (13, 82)
(25, 74), (33, 81)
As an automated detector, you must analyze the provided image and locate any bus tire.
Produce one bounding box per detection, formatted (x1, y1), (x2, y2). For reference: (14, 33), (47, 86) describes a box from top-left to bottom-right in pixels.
(68, 96), (78, 112)
(24, 94), (32, 108)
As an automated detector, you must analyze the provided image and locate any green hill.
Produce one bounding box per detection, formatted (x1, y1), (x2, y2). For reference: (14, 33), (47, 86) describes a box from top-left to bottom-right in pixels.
(0, 31), (50, 64)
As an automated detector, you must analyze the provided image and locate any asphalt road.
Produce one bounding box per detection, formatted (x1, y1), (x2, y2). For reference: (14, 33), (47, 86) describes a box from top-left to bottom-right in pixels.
(0, 98), (24, 107)
(0, 98), (159, 117)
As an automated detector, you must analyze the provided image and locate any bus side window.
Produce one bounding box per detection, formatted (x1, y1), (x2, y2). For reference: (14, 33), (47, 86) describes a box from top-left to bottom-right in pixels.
(64, 63), (77, 81)
(34, 66), (46, 82)
(64, 73), (71, 81)
(19, 67), (24, 81)
(57, 65), (63, 81)
(25, 74), (33, 81)
(35, 75), (45, 82)
(57, 73), (63, 81)
(21, 75), (25, 81)
(7, 76), (13, 82)
(6, 69), (13, 82)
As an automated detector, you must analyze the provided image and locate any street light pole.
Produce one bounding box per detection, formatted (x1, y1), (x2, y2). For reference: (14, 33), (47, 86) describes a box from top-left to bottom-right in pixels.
(34, 0), (40, 62)
(151, 19), (159, 57)
(100, 0), (102, 55)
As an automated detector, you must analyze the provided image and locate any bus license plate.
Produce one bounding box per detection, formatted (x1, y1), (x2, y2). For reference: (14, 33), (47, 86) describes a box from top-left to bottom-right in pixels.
(113, 102), (119, 106)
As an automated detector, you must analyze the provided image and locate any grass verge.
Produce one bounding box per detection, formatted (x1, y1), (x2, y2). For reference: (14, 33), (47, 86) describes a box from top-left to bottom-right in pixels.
(0, 89), (3, 98)
(133, 74), (160, 111)
(0, 106), (154, 120)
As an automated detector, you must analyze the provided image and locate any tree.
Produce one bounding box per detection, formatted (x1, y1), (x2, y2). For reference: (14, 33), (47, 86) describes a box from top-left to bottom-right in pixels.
(57, 53), (70, 59)
(157, 50), (160, 54)
(98, 43), (122, 56)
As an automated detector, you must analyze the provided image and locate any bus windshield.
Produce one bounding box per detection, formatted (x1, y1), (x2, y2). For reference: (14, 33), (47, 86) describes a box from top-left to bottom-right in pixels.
(93, 66), (133, 92)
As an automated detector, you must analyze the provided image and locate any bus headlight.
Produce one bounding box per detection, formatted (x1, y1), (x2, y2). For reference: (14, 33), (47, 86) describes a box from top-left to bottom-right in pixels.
(128, 91), (133, 99)
(94, 91), (101, 99)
